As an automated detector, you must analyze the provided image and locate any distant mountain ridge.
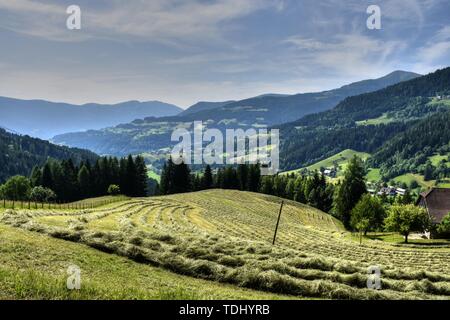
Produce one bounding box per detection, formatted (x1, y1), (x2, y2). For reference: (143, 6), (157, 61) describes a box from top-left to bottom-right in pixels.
(52, 70), (422, 163)
(279, 67), (450, 172)
(179, 101), (235, 116)
(174, 71), (421, 127)
(0, 97), (183, 139)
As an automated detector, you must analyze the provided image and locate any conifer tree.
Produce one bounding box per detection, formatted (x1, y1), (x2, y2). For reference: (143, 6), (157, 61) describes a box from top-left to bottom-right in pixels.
(334, 156), (367, 229)
(203, 165), (213, 189)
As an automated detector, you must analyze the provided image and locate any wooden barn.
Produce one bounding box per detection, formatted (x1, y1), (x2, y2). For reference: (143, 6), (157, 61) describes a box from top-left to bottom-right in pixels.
(417, 188), (450, 224)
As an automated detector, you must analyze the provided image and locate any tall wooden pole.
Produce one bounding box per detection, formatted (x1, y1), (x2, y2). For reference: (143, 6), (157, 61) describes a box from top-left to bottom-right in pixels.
(272, 201), (284, 245)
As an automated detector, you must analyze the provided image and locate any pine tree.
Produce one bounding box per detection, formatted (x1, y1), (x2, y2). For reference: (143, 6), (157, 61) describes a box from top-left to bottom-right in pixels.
(160, 157), (175, 195)
(173, 160), (191, 194)
(77, 165), (91, 199)
(41, 162), (53, 190)
(134, 155), (148, 197)
(294, 176), (306, 203)
(215, 168), (224, 188)
(237, 164), (249, 191)
(203, 165), (213, 189)
(247, 164), (261, 192)
(334, 156), (367, 229)
(192, 174), (202, 191)
(30, 166), (42, 187)
(125, 155), (137, 196)
(260, 176), (274, 195)
(285, 179), (295, 200)
(119, 157), (128, 195)
(223, 166), (238, 189)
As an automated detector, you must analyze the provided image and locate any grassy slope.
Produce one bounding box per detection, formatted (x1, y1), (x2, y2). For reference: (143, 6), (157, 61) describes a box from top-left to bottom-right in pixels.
(393, 173), (436, 189)
(366, 168), (382, 183)
(283, 149), (450, 189)
(356, 113), (393, 126)
(1, 190), (449, 299)
(147, 169), (161, 183)
(429, 153), (450, 168)
(283, 149), (370, 175)
(0, 223), (291, 300)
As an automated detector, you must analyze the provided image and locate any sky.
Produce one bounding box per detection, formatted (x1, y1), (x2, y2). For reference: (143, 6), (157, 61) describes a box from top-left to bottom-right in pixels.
(0, 0), (449, 109)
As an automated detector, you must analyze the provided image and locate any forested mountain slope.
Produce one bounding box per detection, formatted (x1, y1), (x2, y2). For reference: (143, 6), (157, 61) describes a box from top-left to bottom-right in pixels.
(280, 67), (450, 171)
(0, 128), (98, 183)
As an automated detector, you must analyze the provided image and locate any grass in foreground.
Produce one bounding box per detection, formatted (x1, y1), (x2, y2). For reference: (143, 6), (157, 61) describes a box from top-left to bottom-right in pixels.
(0, 224), (293, 300)
(1, 190), (450, 300)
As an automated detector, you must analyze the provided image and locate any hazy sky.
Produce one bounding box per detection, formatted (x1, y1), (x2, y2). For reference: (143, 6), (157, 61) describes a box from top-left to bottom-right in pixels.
(0, 0), (449, 108)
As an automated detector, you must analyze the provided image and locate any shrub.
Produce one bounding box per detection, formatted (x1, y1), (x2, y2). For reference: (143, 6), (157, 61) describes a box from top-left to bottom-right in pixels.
(107, 184), (121, 196)
(384, 204), (431, 243)
(437, 212), (450, 238)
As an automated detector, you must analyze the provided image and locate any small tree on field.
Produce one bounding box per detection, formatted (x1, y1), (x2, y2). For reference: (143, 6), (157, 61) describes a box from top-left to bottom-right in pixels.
(437, 213), (450, 238)
(30, 186), (56, 208)
(384, 204), (431, 243)
(350, 194), (386, 243)
(107, 184), (121, 196)
(3, 176), (31, 201)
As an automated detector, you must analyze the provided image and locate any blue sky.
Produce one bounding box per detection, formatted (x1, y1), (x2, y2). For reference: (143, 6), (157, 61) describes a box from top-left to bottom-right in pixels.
(0, 0), (449, 108)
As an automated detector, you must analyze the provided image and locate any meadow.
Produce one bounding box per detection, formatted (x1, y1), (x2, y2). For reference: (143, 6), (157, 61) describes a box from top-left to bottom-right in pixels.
(1, 190), (449, 300)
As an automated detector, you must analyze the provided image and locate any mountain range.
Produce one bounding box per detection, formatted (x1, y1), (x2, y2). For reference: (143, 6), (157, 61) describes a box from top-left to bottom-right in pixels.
(0, 97), (182, 139)
(279, 67), (450, 180)
(176, 70), (421, 127)
(3, 67), (445, 185)
(52, 71), (421, 158)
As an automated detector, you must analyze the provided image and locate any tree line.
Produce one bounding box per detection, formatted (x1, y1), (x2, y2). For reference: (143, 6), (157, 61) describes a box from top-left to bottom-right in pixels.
(158, 155), (449, 241)
(159, 157), (262, 195)
(0, 155), (149, 204)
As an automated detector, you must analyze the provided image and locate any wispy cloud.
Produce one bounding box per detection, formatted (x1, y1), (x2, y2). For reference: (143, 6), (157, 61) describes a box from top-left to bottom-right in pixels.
(0, 0), (282, 43)
(283, 34), (406, 77)
(0, 0), (448, 106)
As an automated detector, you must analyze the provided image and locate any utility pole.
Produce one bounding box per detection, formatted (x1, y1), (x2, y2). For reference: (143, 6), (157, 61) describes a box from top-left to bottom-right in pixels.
(272, 201), (284, 245)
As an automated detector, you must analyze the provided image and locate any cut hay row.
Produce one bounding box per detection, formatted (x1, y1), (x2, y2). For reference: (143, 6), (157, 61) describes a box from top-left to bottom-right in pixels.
(1, 190), (449, 299)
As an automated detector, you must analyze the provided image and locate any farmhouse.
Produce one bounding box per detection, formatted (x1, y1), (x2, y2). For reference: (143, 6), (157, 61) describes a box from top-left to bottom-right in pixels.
(417, 188), (450, 224)
(323, 169), (337, 178)
(377, 186), (397, 196)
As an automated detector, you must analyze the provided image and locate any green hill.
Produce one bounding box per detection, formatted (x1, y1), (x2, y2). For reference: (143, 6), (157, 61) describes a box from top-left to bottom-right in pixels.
(283, 149), (370, 176)
(0, 128), (98, 183)
(280, 67), (450, 171)
(2, 190), (449, 300)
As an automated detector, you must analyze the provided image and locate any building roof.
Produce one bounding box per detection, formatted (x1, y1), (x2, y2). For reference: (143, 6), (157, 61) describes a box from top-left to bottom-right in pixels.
(419, 188), (450, 223)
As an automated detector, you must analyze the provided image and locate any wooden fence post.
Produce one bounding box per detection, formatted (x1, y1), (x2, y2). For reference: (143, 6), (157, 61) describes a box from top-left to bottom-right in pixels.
(272, 201), (284, 245)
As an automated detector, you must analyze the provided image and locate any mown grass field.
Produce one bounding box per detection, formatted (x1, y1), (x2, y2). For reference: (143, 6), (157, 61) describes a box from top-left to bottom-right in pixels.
(1, 190), (450, 300)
